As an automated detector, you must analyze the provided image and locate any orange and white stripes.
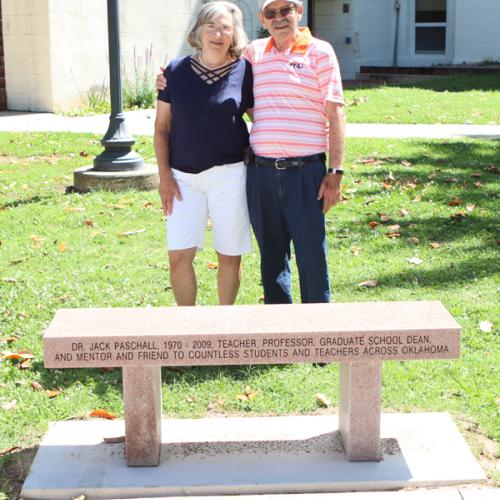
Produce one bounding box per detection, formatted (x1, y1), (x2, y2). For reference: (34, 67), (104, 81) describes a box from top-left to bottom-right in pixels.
(244, 28), (344, 158)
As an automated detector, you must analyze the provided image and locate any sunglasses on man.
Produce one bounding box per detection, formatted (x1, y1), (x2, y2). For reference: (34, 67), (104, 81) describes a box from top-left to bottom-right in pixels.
(262, 4), (297, 20)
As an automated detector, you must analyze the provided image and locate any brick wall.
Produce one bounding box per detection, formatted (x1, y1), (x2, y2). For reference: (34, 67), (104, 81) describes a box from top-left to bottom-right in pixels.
(0, 1), (6, 110)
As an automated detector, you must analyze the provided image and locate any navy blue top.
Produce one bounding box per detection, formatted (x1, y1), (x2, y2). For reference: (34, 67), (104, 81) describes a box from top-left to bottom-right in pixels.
(157, 56), (254, 174)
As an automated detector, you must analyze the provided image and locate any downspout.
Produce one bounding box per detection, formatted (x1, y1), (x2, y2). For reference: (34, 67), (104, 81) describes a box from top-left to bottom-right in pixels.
(393, 0), (401, 67)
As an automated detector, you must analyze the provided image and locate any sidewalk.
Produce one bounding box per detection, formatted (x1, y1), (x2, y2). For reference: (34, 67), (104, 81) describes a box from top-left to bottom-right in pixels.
(0, 110), (499, 139)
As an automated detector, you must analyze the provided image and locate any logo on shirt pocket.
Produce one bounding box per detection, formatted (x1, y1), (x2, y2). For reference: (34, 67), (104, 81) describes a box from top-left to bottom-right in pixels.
(290, 61), (304, 69)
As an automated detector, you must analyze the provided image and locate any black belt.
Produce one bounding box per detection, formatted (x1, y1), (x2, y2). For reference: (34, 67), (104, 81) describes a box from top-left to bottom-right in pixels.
(253, 153), (326, 169)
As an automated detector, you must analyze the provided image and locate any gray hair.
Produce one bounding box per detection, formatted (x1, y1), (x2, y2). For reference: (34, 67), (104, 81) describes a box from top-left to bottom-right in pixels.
(188, 1), (248, 58)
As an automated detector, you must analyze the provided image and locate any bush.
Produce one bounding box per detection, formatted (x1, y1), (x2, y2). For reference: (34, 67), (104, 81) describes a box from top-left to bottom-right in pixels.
(122, 44), (156, 109)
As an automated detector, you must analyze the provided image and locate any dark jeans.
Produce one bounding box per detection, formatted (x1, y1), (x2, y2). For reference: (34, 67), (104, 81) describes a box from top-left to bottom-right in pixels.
(246, 160), (330, 304)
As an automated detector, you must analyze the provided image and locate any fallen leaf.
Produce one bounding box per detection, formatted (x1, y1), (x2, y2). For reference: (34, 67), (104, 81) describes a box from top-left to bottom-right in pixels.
(46, 390), (61, 399)
(407, 257), (423, 265)
(479, 321), (493, 333)
(387, 224), (400, 231)
(401, 160), (412, 167)
(79, 151), (89, 157)
(31, 382), (43, 391)
(379, 214), (391, 222)
(5, 337), (19, 344)
(450, 211), (467, 221)
(117, 229), (146, 237)
(1, 400), (17, 410)
(445, 177), (459, 184)
(381, 182), (393, 190)
(466, 204), (475, 213)
(385, 232), (401, 238)
(368, 221), (378, 229)
(64, 207), (85, 213)
(10, 257), (27, 265)
(90, 409), (118, 420)
(83, 220), (95, 227)
(474, 181), (483, 189)
(447, 199), (463, 207)
(359, 280), (378, 288)
(236, 386), (257, 401)
(19, 359), (31, 370)
(469, 173), (482, 178)
(1, 351), (22, 360)
(143, 201), (154, 209)
(103, 436), (125, 444)
(430, 242), (441, 249)
(57, 241), (68, 252)
(427, 173), (438, 180)
(207, 262), (218, 269)
(413, 195), (422, 203)
(315, 393), (331, 408)
(399, 209), (409, 217)
(351, 246), (360, 256)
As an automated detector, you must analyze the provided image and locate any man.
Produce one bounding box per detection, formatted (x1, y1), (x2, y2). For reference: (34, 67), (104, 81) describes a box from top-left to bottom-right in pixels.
(157, 0), (345, 305)
(245, 0), (345, 304)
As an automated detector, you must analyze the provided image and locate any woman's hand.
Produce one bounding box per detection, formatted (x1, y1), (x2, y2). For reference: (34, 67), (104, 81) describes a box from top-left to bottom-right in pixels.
(156, 67), (167, 91)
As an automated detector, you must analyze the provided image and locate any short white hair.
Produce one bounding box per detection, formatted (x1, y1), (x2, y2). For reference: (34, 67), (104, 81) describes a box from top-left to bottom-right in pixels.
(188, 1), (248, 58)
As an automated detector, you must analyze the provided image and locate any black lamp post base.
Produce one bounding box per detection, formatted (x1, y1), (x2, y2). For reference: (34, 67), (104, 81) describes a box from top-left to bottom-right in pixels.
(73, 164), (158, 193)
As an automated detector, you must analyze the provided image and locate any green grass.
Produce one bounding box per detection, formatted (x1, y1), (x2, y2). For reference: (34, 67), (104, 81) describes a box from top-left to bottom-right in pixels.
(345, 74), (500, 124)
(0, 132), (499, 494)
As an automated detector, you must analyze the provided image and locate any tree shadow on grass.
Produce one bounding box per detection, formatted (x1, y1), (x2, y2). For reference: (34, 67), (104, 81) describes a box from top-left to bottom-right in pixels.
(0, 195), (53, 209)
(35, 362), (276, 398)
(365, 255), (498, 290)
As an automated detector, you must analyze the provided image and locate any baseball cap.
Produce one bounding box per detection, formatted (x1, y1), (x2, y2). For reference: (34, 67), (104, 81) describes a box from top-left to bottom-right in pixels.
(257, 0), (300, 12)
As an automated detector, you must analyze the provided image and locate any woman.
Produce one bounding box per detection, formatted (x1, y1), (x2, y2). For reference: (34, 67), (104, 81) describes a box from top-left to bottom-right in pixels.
(154, 2), (254, 306)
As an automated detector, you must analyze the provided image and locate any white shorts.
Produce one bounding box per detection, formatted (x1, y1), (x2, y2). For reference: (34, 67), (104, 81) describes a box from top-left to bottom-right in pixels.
(166, 162), (252, 256)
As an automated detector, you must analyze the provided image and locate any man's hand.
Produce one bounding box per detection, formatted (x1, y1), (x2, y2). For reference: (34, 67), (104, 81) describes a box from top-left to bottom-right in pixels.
(156, 67), (167, 91)
(317, 173), (341, 214)
(159, 173), (181, 216)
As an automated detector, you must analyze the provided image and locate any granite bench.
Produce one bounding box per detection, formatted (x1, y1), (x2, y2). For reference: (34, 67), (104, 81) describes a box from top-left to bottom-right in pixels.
(43, 301), (460, 467)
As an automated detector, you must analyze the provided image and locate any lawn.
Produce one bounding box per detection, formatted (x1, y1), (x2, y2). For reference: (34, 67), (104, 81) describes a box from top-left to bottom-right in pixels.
(344, 74), (500, 125)
(0, 132), (499, 496)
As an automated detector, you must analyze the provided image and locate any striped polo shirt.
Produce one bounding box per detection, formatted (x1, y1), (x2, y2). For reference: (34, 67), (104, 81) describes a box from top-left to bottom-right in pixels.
(243, 27), (344, 158)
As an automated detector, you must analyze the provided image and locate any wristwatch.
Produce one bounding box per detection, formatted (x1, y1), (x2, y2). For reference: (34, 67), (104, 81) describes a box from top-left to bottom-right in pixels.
(327, 167), (344, 176)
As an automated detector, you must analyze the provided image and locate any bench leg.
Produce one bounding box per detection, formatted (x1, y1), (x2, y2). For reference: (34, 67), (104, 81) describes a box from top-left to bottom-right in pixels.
(339, 360), (382, 461)
(122, 366), (162, 466)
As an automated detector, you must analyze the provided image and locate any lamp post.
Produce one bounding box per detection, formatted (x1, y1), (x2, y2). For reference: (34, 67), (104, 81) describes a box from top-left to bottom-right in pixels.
(74, 0), (158, 192)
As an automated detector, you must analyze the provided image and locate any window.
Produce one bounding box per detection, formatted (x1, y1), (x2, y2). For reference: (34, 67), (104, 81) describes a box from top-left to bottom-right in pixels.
(415, 0), (446, 54)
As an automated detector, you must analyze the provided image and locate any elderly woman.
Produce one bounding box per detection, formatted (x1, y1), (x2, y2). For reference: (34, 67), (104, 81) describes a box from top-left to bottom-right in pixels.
(154, 2), (253, 306)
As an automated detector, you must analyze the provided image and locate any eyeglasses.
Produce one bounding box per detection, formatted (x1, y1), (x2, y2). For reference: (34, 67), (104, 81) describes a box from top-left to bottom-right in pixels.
(262, 4), (296, 20)
(203, 22), (234, 35)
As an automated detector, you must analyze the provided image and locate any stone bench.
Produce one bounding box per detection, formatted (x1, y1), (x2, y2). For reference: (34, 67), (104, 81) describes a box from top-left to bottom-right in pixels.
(43, 301), (460, 467)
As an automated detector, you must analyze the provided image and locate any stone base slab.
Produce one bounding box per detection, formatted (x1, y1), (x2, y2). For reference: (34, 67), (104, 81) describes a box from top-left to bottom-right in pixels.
(21, 413), (486, 499)
(73, 164), (158, 192)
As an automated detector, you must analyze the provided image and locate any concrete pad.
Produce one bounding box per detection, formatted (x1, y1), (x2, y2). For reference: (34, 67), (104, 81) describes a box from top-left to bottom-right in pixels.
(22, 413), (486, 499)
(460, 488), (500, 500)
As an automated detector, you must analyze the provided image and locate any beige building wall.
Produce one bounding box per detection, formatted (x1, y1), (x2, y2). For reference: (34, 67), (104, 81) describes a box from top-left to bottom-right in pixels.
(3, 0), (263, 112)
(2, 0), (52, 110)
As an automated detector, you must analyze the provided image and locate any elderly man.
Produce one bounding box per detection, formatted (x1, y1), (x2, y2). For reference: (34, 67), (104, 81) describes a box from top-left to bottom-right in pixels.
(157, 0), (345, 304)
(245, 0), (345, 304)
